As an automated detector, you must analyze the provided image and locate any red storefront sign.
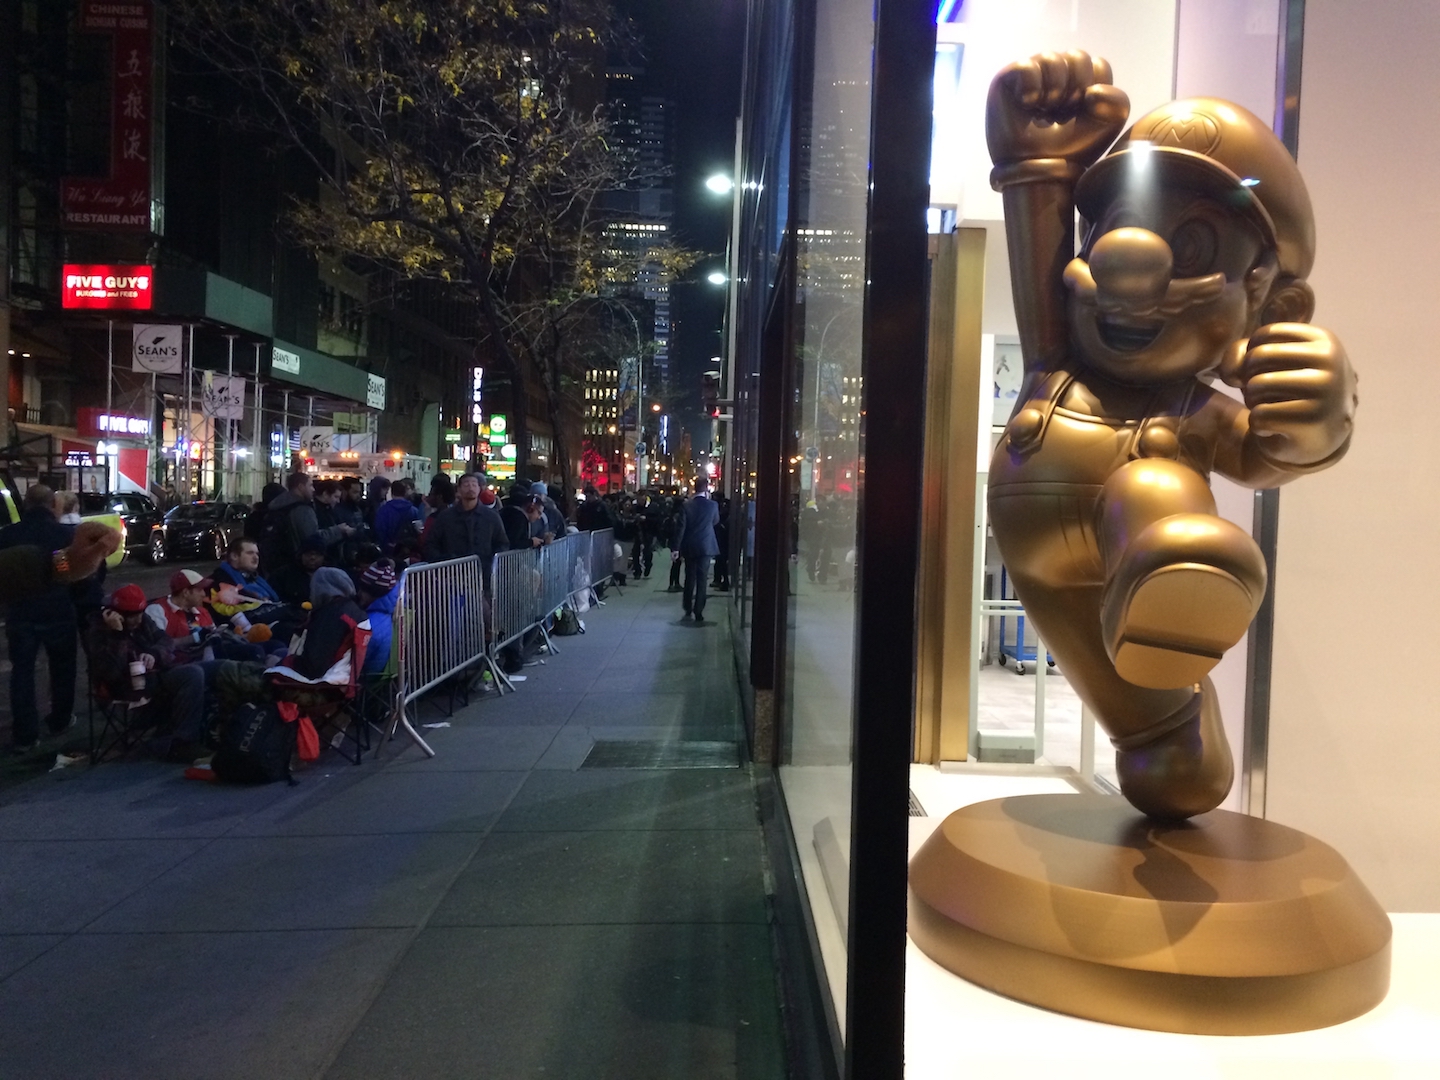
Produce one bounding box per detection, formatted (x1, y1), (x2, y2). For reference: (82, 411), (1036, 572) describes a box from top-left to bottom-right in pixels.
(61, 265), (154, 310)
(60, 2), (153, 231)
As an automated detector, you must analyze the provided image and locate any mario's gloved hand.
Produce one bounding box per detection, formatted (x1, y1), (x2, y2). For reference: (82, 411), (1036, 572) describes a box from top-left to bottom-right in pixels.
(1222, 322), (1358, 467)
(986, 50), (1130, 171)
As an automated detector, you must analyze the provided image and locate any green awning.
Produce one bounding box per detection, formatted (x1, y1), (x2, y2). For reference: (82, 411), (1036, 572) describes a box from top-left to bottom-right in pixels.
(269, 339), (373, 404)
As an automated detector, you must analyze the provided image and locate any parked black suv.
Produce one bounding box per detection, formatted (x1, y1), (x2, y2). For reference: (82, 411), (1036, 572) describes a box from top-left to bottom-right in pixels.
(157, 501), (249, 562)
(78, 491), (167, 564)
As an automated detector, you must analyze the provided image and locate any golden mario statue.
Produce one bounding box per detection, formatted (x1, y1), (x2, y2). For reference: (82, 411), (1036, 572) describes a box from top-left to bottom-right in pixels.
(986, 50), (1357, 819)
(906, 53), (1387, 1036)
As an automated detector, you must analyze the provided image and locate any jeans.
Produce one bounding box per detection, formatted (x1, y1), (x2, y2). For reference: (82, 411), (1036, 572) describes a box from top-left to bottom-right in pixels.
(7, 620), (77, 745)
(683, 556), (712, 617)
(156, 661), (221, 744)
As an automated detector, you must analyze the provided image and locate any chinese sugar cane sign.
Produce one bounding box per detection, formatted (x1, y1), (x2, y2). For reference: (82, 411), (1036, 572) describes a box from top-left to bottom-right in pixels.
(60, 2), (153, 231)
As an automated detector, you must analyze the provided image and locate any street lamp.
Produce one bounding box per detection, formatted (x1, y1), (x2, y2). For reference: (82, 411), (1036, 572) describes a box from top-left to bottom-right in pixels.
(705, 174), (734, 194)
(707, 270), (728, 285)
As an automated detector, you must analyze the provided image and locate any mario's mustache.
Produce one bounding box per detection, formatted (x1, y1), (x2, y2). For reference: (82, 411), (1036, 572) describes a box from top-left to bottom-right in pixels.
(1063, 257), (1226, 318)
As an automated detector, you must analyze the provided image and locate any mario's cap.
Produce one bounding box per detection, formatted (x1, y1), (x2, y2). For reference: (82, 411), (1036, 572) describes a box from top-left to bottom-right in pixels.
(170, 569), (213, 594)
(108, 584), (147, 614)
(1075, 98), (1315, 279)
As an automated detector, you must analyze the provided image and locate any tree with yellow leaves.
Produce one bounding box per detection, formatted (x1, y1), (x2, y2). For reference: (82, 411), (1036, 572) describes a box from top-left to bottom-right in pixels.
(172, 0), (697, 487)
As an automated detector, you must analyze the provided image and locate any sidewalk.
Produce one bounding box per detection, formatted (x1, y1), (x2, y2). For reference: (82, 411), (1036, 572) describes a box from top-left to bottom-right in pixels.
(0, 575), (786, 1079)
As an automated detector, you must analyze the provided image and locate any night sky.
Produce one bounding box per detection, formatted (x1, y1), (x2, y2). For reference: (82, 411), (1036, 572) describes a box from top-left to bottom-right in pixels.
(615, 0), (745, 446)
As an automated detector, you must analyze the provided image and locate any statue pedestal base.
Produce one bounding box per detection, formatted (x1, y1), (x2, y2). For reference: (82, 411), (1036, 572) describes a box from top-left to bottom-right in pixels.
(907, 794), (1391, 1035)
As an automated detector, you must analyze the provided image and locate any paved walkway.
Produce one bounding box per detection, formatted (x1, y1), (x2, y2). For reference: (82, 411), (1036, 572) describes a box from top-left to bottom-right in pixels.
(0, 575), (785, 1079)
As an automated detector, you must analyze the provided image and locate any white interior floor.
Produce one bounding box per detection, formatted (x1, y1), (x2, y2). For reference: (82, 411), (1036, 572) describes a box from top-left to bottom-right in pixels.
(974, 661), (1119, 788)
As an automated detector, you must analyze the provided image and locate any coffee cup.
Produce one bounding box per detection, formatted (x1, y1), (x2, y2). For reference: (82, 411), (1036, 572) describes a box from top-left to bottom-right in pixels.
(128, 659), (146, 691)
(230, 612), (252, 633)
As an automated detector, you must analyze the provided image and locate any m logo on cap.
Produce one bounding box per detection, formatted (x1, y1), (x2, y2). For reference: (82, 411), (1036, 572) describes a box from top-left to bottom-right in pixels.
(1141, 111), (1223, 156)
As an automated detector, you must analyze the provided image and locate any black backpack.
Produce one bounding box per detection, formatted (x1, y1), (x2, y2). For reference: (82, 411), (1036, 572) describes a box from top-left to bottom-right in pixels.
(212, 702), (295, 784)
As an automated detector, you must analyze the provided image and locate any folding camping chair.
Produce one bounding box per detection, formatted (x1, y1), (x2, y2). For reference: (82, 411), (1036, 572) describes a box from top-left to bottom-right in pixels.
(86, 682), (155, 764)
(79, 632), (158, 764)
(265, 620), (372, 767)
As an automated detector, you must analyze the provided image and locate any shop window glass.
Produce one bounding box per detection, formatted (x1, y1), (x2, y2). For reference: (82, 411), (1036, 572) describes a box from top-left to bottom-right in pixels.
(775, 0), (876, 1028)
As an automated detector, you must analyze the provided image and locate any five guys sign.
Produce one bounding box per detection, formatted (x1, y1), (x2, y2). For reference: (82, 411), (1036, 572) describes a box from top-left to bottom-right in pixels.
(61, 265), (154, 310)
(60, 2), (153, 231)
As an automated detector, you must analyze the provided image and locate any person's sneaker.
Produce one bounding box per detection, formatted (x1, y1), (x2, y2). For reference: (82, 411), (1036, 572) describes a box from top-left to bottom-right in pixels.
(693, 615), (706, 626)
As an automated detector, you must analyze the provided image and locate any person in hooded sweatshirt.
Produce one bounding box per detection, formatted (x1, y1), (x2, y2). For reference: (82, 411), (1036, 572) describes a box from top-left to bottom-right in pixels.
(286, 568), (369, 683)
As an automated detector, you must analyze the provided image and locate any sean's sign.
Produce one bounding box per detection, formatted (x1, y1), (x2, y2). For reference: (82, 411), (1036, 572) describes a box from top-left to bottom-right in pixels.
(132, 323), (183, 373)
(62, 264), (154, 310)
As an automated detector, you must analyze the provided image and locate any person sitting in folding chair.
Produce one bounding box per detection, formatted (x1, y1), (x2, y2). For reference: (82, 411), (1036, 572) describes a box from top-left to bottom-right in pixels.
(264, 568), (371, 764)
(146, 569), (269, 664)
(83, 585), (217, 764)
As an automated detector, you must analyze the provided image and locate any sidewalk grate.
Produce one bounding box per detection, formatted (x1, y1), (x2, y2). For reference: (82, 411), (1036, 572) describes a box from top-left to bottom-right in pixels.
(581, 739), (742, 770)
(908, 789), (926, 817)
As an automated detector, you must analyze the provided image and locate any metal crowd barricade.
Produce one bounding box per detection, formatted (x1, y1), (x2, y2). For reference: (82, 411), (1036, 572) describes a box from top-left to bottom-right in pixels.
(490, 547), (544, 675)
(379, 555), (493, 758)
(482, 529), (620, 692)
(588, 528), (615, 600)
(535, 532), (586, 650)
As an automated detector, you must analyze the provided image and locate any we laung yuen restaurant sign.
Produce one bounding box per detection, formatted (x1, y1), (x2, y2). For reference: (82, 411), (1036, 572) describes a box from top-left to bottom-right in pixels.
(61, 264), (154, 310)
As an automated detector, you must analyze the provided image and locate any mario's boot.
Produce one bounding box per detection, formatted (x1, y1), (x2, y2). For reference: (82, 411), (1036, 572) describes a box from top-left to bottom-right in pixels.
(1101, 512), (1265, 690)
(1114, 677), (1233, 820)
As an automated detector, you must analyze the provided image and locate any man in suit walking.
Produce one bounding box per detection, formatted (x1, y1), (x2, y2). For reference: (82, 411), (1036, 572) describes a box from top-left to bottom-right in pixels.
(671, 476), (721, 624)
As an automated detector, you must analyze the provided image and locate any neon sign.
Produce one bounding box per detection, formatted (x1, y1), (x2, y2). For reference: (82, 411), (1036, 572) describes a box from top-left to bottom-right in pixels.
(61, 264), (153, 310)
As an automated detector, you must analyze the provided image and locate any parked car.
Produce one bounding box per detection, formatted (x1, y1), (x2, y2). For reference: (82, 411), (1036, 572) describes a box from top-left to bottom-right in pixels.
(78, 491), (167, 564)
(157, 501), (249, 562)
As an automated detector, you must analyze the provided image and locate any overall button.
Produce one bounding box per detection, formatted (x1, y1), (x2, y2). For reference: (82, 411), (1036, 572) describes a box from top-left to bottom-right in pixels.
(1137, 424), (1179, 459)
(1008, 407), (1046, 451)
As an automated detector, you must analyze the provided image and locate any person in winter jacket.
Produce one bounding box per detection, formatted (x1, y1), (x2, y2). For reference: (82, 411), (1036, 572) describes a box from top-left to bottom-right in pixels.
(424, 473), (509, 588)
(84, 584), (215, 762)
(263, 473), (354, 574)
(356, 560), (399, 675)
(373, 479), (424, 552)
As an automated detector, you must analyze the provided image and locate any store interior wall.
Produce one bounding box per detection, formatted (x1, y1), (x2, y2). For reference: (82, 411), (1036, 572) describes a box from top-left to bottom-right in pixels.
(1268, 0), (1440, 911)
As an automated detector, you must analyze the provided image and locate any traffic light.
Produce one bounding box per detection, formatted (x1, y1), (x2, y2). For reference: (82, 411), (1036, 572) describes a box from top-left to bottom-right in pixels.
(701, 371), (721, 418)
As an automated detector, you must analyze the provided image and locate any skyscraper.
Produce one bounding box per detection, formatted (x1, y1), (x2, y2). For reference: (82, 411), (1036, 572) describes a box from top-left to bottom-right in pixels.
(602, 67), (674, 397)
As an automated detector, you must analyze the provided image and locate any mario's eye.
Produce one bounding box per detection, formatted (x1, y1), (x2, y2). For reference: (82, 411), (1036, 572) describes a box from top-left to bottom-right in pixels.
(1170, 219), (1218, 277)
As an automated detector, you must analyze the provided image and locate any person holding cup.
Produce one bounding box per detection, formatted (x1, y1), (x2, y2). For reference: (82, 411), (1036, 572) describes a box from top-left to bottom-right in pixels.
(82, 584), (213, 763)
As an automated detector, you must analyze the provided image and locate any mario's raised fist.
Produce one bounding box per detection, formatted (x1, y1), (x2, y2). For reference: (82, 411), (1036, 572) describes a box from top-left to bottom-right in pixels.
(986, 50), (1129, 170)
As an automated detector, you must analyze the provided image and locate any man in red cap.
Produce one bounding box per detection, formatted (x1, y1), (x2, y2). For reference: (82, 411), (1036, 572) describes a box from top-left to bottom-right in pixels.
(84, 584), (212, 763)
(146, 569), (215, 645)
